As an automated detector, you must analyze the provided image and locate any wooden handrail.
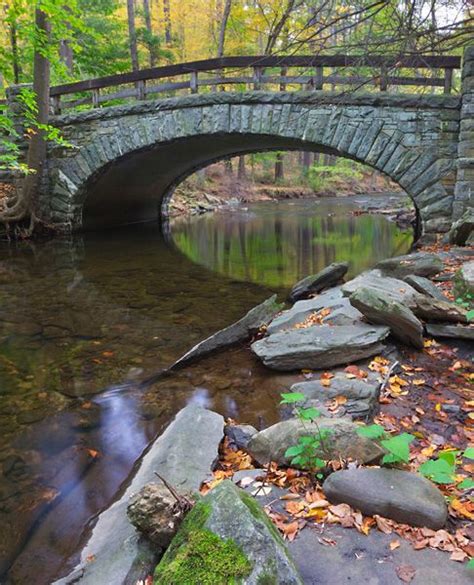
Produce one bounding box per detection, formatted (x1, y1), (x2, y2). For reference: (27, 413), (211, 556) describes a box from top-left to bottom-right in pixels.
(49, 54), (461, 97)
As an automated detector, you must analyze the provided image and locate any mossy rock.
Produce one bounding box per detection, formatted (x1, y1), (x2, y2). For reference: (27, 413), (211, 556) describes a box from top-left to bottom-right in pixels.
(154, 480), (302, 584)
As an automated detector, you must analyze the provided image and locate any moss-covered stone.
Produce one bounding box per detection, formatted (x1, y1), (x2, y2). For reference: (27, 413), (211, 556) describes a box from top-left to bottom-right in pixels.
(154, 529), (251, 584)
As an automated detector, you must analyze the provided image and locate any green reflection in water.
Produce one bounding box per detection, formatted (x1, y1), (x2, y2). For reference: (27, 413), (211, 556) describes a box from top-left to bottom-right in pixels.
(171, 197), (413, 288)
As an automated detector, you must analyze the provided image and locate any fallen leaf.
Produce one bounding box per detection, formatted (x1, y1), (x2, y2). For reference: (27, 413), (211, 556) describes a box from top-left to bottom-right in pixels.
(396, 564), (416, 583)
(390, 539), (401, 550)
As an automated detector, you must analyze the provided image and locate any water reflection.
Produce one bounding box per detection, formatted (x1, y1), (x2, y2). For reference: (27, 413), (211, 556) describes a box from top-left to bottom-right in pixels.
(171, 196), (413, 287)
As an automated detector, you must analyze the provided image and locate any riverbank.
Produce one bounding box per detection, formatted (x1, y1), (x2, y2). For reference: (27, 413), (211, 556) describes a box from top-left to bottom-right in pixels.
(53, 242), (473, 584)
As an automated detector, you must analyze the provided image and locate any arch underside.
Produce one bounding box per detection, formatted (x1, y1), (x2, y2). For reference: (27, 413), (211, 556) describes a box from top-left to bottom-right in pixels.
(45, 96), (458, 235)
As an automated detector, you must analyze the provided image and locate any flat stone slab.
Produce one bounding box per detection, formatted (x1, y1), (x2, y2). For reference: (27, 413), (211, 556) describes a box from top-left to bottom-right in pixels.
(53, 405), (224, 585)
(375, 252), (444, 278)
(414, 294), (468, 323)
(426, 323), (474, 341)
(251, 323), (390, 371)
(267, 287), (346, 334)
(323, 468), (448, 530)
(247, 418), (385, 466)
(404, 275), (447, 301)
(289, 262), (348, 302)
(341, 270), (419, 307)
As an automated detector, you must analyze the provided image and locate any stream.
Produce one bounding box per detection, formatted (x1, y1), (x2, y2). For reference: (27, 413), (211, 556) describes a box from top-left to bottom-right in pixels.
(0, 194), (412, 584)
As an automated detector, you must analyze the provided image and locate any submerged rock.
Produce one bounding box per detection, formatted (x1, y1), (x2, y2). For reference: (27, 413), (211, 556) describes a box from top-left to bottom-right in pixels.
(251, 323), (390, 371)
(323, 468), (448, 530)
(154, 480), (303, 584)
(375, 252), (443, 278)
(289, 262), (349, 302)
(247, 418), (384, 466)
(350, 287), (424, 348)
(425, 323), (474, 341)
(404, 275), (447, 301)
(341, 269), (419, 307)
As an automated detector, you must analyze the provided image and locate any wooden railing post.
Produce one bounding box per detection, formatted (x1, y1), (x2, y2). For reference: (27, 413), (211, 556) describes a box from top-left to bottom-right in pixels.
(380, 64), (388, 91)
(51, 95), (61, 115)
(280, 67), (287, 91)
(190, 71), (198, 94)
(92, 88), (100, 108)
(444, 68), (453, 94)
(136, 80), (146, 100)
(253, 66), (263, 90)
(315, 66), (323, 90)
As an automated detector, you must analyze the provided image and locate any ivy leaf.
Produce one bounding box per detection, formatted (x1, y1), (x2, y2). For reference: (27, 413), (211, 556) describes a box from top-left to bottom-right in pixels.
(299, 406), (321, 421)
(457, 478), (474, 490)
(285, 445), (304, 458)
(437, 450), (460, 466)
(381, 433), (414, 464)
(463, 447), (474, 460)
(419, 459), (455, 484)
(280, 392), (305, 404)
(356, 424), (386, 440)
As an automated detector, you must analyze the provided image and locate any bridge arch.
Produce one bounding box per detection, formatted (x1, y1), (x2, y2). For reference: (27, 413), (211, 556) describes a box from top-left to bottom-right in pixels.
(43, 93), (459, 236)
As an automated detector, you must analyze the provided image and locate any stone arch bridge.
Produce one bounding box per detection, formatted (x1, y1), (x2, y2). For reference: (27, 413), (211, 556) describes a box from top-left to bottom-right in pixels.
(9, 50), (474, 238)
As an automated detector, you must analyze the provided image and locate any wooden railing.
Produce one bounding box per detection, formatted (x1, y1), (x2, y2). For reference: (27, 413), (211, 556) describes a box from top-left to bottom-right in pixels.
(48, 54), (461, 114)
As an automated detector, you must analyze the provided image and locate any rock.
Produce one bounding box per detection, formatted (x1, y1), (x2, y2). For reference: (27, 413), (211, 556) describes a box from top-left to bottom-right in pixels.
(447, 209), (474, 246)
(127, 483), (187, 548)
(375, 252), (443, 278)
(425, 323), (474, 341)
(224, 424), (258, 449)
(290, 375), (381, 421)
(251, 323), (390, 371)
(341, 269), (419, 307)
(414, 294), (468, 323)
(247, 418), (385, 467)
(323, 468), (448, 530)
(154, 480), (303, 584)
(350, 287), (424, 348)
(267, 288), (345, 334)
(53, 405), (224, 585)
(454, 261), (474, 298)
(170, 295), (282, 370)
(289, 262), (348, 302)
(403, 275), (447, 301)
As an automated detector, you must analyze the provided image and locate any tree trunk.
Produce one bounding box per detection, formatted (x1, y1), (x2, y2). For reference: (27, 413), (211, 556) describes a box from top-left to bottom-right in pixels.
(163, 0), (172, 44)
(143, 0), (157, 67)
(238, 155), (246, 180)
(275, 153), (284, 181)
(302, 150), (312, 175)
(8, 3), (21, 83)
(59, 40), (73, 74)
(217, 0), (232, 57)
(127, 0), (139, 71)
(18, 7), (51, 225)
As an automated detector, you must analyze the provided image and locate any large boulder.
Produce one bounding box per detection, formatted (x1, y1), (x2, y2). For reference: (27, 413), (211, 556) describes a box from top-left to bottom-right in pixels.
(154, 480), (303, 584)
(350, 287), (424, 348)
(289, 262), (349, 302)
(323, 468), (448, 530)
(446, 209), (474, 246)
(290, 374), (381, 421)
(425, 323), (474, 341)
(171, 295), (282, 370)
(251, 323), (390, 371)
(375, 252), (443, 278)
(53, 406), (224, 585)
(403, 275), (447, 301)
(247, 418), (385, 466)
(341, 269), (419, 307)
(413, 294), (468, 323)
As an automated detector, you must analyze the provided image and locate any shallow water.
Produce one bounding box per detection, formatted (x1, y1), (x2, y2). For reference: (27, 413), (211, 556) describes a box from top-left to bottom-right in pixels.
(0, 195), (412, 583)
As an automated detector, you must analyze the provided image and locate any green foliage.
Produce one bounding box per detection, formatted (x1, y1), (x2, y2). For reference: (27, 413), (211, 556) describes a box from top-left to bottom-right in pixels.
(419, 448), (474, 485)
(455, 292), (474, 321)
(280, 392), (305, 405)
(380, 433), (414, 465)
(356, 424), (386, 440)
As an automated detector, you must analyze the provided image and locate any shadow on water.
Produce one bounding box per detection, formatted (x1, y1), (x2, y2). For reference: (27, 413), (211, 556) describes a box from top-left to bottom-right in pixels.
(0, 196), (412, 583)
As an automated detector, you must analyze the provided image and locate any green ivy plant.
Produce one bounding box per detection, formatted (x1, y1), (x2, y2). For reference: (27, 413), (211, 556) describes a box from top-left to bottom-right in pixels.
(280, 392), (332, 478)
(419, 447), (474, 486)
(455, 292), (474, 321)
